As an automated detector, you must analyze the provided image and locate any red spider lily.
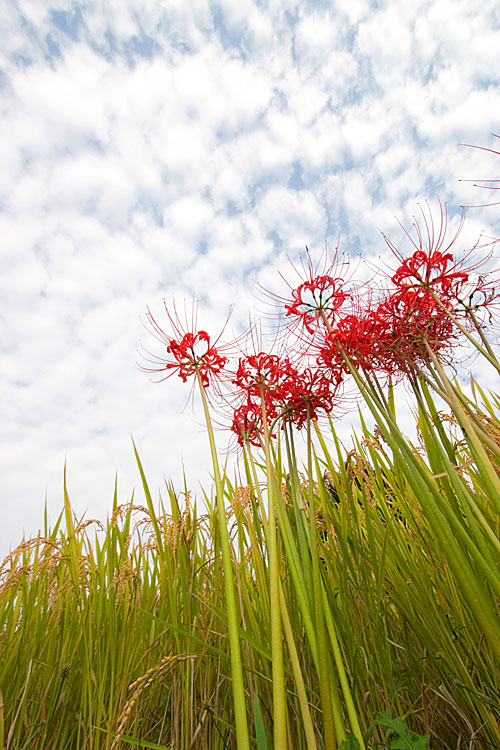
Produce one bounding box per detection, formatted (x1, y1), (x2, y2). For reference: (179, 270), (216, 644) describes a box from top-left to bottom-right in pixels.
(285, 274), (350, 333)
(391, 248), (468, 298)
(318, 311), (390, 377)
(376, 288), (456, 371)
(164, 330), (227, 387)
(231, 400), (266, 447)
(279, 367), (338, 429)
(231, 362), (337, 437)
(233, 353), (298, 402)
(382, 201), (495, 307)
(232, 353), (299, 426)
(380, 199), (500, 342)
(256, 246), (352, 335)
(318, 290), (457, 379)
(139, 305), (228, 388)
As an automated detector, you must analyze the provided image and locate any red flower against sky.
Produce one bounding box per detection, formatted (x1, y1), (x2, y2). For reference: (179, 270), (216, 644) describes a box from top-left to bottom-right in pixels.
(318, 310), (389, 377)
(317, 288), (459, 379)
(256, 246), (352, 335)
(375, 288), (456, 371)
(139, 306), (228, 388)
(233, 353), (298, 402)
(379, 199), (500, 340)
(285, 274), (350, 334)
(230, 361), (337, 437)
(381, 201), (488, 308)
(230, 351), (338, 430)
(231, 400), (266, 447)
(391, 248), (468, 298)
(164, 330), (227, 387)
(279, 367), (338, 429)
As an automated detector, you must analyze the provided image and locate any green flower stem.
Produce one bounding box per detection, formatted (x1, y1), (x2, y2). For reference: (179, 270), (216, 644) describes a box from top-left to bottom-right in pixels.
(278, 581), (318, 750)
(245, 443), (270, 538)
(468, 306), (500, 364)
(311, 423), (368, 746)
(247, 438), (322, 669)
(196, 371), (250, 750)
(284, 424), (314, 611)
(306, 413), (338, 750)
(260, 387), (288, 750)
(246, 435), (327, 747)
(321, 584), (365, 749)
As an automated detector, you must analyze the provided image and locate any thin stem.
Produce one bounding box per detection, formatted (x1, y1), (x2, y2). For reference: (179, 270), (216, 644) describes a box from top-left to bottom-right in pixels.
(260, 386), (288, 750)
(279, 582), (318, 750)
(468, 306), (499, 363)
(306, 411), (338, 750)
(196, 371), (250, 750)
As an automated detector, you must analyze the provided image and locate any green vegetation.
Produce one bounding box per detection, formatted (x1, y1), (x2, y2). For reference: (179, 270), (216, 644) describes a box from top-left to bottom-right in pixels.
(1, 371), (500, 748)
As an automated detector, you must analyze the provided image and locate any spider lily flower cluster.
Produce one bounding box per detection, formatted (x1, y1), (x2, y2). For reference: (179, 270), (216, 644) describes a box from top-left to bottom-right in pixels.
(140, 204), (498, 449)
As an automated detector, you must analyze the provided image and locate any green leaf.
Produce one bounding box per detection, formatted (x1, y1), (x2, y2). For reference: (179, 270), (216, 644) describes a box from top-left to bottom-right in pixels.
(363, 722), (376, 745)
(374, 712), (429, 750)
(391, 735), (429, 750)
(375, 712), (409, 735)
(391, 737), (429, 750)
(339, 734), (361, 750)
(254, 695), (268, 750)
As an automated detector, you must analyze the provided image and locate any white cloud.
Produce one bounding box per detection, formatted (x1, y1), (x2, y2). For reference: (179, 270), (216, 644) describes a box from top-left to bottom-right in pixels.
(356, 4), (415, 71)
(334, 0), (370, 26)
(294, 11), (342, 74)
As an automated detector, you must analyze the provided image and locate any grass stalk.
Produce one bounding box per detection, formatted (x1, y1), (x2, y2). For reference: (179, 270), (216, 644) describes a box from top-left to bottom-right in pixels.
(259, 388), (288, 750)
(305, 415), (338, 750)
(196, 370), (251, 750)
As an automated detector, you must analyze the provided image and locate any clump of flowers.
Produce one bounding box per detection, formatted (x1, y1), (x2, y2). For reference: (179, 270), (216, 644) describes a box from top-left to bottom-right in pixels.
(279, 367), (338, 429)
(385, 202), (469, 301)
(318, 307), (390, 377)
(141, 202), (499, 436)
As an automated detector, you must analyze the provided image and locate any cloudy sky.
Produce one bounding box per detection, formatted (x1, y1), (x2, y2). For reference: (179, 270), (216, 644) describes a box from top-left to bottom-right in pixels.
(1, 0), (499, 552)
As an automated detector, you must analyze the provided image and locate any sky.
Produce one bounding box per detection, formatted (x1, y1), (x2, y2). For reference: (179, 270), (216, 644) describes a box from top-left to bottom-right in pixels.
(1, 0), (499, 553)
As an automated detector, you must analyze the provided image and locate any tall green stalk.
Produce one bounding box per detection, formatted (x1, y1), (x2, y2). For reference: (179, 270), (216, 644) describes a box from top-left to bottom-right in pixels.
(259, 387), (288, 750)
(305, 414), (338, 750)
(196, 371), (250, 750)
